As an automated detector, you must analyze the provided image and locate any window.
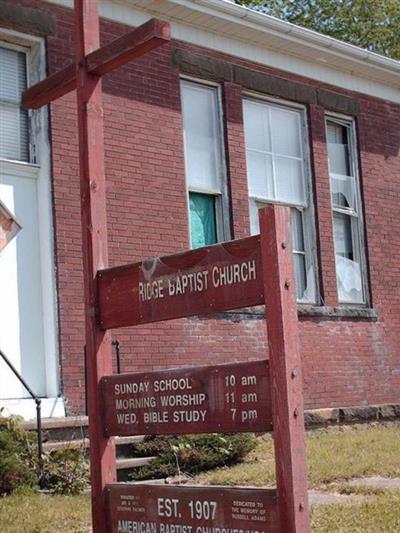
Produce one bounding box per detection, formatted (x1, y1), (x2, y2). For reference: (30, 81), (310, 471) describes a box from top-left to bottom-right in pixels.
(243, 97), (316, 302)
(326, 118), (366, 304)
(0, 45), (29, 162)
(180, 80), (229, 248)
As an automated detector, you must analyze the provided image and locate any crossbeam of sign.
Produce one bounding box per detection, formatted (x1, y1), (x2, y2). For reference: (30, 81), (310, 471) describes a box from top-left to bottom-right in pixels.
(22, 18), (170, 109)
(101, 360), (272, 437)
(106, 484), (279, 533)
(97, 235), (263, 329)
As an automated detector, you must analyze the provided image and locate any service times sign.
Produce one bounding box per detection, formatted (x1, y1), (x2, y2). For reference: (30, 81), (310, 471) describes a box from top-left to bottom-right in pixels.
(97, 235), (263, 329)
(101, 360), (271, 436)
(106, 484), (279, 533)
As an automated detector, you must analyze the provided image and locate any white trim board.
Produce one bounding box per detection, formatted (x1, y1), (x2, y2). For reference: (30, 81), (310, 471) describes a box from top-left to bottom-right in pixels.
(0, 397), (65, 420)
(43, 0), (400, 104)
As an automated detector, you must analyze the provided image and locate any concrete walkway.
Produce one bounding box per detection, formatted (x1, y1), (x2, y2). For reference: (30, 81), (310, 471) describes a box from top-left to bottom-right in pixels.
(309, 489), (365, 506)
(309, 476), (400, 506)
(348, 476), (400, 490)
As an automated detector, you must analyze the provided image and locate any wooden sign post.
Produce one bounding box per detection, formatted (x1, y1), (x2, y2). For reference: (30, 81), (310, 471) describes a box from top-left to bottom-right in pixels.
(22, 3), (171, 532)
(23, 1), (310, 531)
(97, 204), (310, 532)
(260, 206), (310, 531)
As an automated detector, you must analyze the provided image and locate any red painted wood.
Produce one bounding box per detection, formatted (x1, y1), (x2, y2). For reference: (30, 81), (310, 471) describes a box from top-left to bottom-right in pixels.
(259, 205), (310, 532)
(75, 1), (116, 532)
(22, 18), (171, 110)
(19, 4), (171, 530)
(97, 235), (263, 329)
(86, 18), (170, 76)
(22, 64), (76, 110)
(101, 360), (272, 437)
(106, 484), (279, 533)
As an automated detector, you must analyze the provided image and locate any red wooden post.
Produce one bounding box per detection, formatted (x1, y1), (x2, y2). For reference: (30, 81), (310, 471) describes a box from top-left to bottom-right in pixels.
(75, 1), (116, 531)
(259, 205), (310, 532)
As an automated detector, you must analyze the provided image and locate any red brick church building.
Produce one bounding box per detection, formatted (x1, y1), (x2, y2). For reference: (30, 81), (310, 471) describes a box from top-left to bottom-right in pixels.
(0, 0), (399, 419)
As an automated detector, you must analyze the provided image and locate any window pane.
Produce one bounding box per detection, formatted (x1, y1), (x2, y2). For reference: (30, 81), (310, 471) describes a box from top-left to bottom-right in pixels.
(293, 253), (307, 300)
(243, 99), (306, 206)
(250, 201), (314, 301)
(181, 82), (220, 192)
(291, 208), (304, 252)
(333, 212), (353, 260)
(274, 156), (305, 205)
(270, 107), (301, 157)
(327, 122), (351, 176)
(19, 108), (29, 161)
(247, 151), (273, 199)
(189, 193), (217, 249)
(243, 100), (271, 152)
(0, 48), (20, 102)
(248, 198), (260, 235)
(1, 105), (21, 160)
(0, 47), (28, 161)
(331, 173), (357, 210)
(333, 213), (363, 303)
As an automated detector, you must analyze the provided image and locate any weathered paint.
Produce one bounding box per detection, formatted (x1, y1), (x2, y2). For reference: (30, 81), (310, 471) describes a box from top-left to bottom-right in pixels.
(106, 484), (279, 533)
(259, 205), (310, 532)
(97, 235), (263, 329)
(74, 2), (116, 532)
(21, 4), (171, 532)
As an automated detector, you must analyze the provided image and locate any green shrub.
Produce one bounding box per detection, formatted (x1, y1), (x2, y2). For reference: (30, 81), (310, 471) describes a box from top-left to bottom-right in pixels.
(40, 447), (89, 495)
(130, 433), (257, 481)
(0, 413), (37, 495)
(0, 411), (89, 496)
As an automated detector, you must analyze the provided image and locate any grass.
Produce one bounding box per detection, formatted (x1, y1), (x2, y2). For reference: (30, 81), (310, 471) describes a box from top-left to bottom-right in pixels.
(1, 423), (399, 532)
(311, 490), (400, 532)
(195, 423), (400, 487)
(0, 490), (91, 533)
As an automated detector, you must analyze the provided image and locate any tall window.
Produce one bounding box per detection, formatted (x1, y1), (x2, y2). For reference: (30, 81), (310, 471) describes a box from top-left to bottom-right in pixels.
(180, 80), (229, 249)
(326, 118), (365, 304)
(243, 97), (316, 302)
(0, 45), (29, 162)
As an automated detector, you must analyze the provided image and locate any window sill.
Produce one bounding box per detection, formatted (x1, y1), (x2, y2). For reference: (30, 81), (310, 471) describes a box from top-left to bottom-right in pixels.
(207, 305), (378, 321)
(0, 159), (39, 179)
(298, 305), (378, 321)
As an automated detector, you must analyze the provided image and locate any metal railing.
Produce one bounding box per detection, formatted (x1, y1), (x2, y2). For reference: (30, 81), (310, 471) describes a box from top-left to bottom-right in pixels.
(0, 348), (43, 467)
(112, 339), (121, 374)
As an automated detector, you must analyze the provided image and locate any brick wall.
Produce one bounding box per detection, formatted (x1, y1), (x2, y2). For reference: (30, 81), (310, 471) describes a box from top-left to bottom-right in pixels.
(14, 1), (400, 413)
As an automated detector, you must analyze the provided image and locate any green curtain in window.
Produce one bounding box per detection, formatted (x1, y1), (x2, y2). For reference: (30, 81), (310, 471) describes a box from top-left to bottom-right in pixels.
(189, 193), (217, 249)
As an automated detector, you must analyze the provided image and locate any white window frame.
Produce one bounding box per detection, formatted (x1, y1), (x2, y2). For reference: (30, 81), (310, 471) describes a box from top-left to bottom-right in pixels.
(0, 28), (61, 417)
(326, 113), (368, 305)
(243, 93), (319, 304)
(180, 77), (230, 247)
(0, 40), (30, 163)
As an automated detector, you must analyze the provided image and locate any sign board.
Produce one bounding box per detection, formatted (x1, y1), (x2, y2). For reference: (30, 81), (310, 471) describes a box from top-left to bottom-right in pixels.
(106, 484), (279, 533)
(0, 200), (21, 253)
(97, 235), (263, 329)
(101, 360), (271, 437)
